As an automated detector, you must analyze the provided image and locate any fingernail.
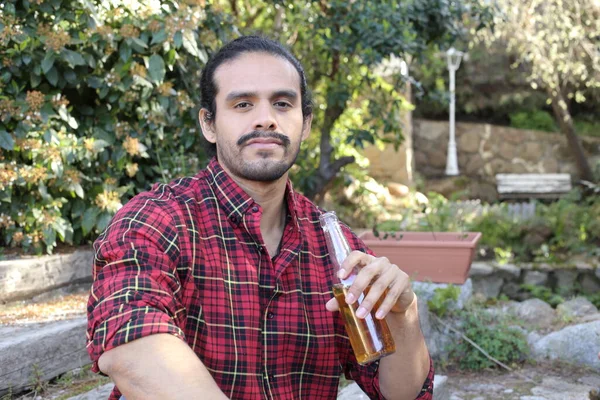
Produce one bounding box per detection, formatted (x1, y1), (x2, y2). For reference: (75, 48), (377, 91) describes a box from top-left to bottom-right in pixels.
(338, 270), (345, 279)
(356, 307), (367, 318)
(345, 293), (356, 304)
(376, 309), (385, 319)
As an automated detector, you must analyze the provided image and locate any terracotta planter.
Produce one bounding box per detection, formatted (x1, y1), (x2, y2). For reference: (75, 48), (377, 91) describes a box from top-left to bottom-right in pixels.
(358, 231), (482, 284)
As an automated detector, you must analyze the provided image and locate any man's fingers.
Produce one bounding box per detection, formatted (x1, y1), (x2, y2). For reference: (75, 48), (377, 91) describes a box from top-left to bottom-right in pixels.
(338, 251), (371, 280)
(325, 297), (339, 312)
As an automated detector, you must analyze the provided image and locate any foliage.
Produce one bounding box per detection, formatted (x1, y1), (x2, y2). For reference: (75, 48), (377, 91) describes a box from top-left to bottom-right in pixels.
(473, 0), (600, 182)
(509, 110), (557, 133)
(448, 307), (529, 370)
(427, 285), (460, 318)
(369, 188), (600, 263)
(217, 0), (494, 199)
(0, 0), (232, 253)
(520, 284), (565, 308)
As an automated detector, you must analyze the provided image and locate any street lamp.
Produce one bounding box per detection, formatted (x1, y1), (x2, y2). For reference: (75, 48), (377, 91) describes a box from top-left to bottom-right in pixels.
(445, 47), (466, 176)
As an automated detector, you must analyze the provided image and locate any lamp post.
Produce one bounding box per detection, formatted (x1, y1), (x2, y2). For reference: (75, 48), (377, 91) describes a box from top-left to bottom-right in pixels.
(445, 47), (465, 176)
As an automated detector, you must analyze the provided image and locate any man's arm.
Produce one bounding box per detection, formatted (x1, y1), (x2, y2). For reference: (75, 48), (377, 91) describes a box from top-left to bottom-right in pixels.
(99, 334), (228, 400)
(377, 297), (431, 400)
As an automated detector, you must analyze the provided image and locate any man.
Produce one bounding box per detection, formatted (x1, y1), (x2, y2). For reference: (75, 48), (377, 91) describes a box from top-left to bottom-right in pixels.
(87, 35), (433, 400)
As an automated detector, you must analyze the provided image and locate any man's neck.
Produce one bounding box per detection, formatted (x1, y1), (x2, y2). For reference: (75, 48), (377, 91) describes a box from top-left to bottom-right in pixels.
(223, 168), (288, 235)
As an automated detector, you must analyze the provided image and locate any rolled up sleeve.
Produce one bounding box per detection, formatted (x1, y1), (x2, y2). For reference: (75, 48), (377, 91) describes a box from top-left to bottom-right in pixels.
(86, 195), (188, 373)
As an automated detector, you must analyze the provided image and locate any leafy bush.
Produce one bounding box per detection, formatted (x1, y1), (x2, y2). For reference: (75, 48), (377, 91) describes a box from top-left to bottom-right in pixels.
(427, 285), (460, 318)
(449, 307), (529, 370)
(0, 0), (232, 253)
(509, 110), (557, 133)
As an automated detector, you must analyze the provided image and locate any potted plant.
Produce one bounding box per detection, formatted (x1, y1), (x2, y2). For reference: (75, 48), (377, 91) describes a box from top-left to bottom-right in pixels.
(358, 194), (482, 284)
(358, 230), (481, 284)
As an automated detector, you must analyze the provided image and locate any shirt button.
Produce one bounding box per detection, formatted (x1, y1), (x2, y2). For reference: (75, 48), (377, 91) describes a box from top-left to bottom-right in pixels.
(267, 312), (275, 319)
(252, 206), (259, 213)
(230, 215), (237, 223)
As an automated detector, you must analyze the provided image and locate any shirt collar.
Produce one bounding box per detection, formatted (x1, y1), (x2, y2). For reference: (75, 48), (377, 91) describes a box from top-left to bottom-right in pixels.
(205, 158), (301, 227)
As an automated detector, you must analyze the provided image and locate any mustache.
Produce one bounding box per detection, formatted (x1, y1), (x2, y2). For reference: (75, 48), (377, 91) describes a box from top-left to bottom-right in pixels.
(237, 131), (291, 147)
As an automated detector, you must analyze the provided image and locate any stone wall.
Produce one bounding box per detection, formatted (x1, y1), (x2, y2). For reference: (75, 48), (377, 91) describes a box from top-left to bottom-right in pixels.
(412, 119), (600, 200)
(469, 260), (600, 300)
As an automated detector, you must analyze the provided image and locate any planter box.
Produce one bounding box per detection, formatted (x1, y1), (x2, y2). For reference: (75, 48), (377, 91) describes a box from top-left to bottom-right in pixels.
(358, 232), (482, 284)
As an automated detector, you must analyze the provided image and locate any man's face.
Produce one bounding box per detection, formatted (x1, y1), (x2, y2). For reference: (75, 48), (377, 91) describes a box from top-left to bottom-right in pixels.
(200, 52), (311, 182)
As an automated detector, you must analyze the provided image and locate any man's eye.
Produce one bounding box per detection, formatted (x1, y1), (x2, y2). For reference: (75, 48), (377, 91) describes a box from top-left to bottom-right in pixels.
(274, 101), (291, 108)
(235, 102), (251, 108)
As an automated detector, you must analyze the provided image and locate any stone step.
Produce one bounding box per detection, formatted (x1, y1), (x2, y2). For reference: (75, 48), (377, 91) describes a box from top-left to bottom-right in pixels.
(0, 317), (88, 396)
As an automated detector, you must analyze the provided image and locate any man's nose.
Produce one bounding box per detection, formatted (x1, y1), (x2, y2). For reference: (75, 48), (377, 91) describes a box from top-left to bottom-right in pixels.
(253, 103), (278, 131)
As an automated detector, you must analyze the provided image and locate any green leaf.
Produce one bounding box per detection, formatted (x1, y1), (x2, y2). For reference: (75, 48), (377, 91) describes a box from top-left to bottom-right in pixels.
(61, 49), (86, 66)
(148, 54), (166, 83)
(22, 55), (32, 65)
(119, 42), (132, 62)
(0, 130), (15, 150)
(151, 29), (167, 45)
(96, 212), (112, 232)
(82, 207), (100, 236)
(41, 53), (56, 74)
(42, 227), (56, 247)
(30, 73), (42, 88)
(63, 69), (77, 85)
(130, 37), (148, 50)
(45, 66), (59, 86)
(173, 31), (183, 48)
(72, 182), (84, 199)
(87, 76), (103, 88)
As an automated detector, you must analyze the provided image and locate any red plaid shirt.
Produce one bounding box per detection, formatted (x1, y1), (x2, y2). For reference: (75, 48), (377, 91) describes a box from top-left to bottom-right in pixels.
(87, 158), (434, 400)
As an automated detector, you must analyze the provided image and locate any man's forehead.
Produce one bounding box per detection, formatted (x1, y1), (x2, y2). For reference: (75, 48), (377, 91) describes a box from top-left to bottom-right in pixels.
(213, 52), (301, 96)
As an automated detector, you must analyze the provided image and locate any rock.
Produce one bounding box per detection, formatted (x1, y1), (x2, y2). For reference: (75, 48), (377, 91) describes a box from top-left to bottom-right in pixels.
(464, 156), (485, 176)
(553, 269), (578, 295)
(528, 376), (597, 400)
(458, 129), (481, 153)
(532, 320), (600, 370)
(0, 250), (94, 302)
(386, 182), (410, 197)
(527, 331), (542, 347)
(522, 270), (549, 286)
(469, 262), (494, 277)
(0, 318), (89, 395)
(556, 297), (598, 318)
(495, 263), (521, 280)
(511, 299), (555, 329)
(433, 375), (449, 400)
(337, 374), (449, 400)
(596, 268), (600, 280)
(471, 276), (504, 298)
(337, 382), (369, 399)
(413, 279), (473, 312)
(66, 383), (114, 400)
(502, 282), (526, 300)
(580, 275), (600, 295)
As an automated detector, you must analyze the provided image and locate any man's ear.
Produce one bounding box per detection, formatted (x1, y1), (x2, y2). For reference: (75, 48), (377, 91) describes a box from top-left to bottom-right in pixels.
(301, 114), (313, 141)
(198, 108), (216, 144)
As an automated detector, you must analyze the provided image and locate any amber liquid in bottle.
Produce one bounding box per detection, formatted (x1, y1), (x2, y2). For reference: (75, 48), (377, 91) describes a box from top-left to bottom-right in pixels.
(320, 211), (396, 365)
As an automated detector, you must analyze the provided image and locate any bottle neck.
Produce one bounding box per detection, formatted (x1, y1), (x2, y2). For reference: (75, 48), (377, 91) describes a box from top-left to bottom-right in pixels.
(320, 212), (357, 286)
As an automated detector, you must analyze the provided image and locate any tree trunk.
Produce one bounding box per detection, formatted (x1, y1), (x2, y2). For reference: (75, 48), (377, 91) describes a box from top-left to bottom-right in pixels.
(549, 90), (595, 183)
(303, 101), (355, 201)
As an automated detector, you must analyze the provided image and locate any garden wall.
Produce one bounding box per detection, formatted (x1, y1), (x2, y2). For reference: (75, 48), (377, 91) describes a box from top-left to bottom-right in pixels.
(412, 119), (600, 200)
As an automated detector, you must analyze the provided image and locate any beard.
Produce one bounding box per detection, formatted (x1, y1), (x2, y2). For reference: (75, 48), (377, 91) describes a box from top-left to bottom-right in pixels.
(217, 130), (300, 182)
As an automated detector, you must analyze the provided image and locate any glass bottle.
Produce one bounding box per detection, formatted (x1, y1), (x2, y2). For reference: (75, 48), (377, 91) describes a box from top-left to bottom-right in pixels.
(319, 211), (396, 365)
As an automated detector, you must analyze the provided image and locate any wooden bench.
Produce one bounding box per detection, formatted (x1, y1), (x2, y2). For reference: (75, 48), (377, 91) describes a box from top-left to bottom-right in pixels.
(496, 173), (572, 200)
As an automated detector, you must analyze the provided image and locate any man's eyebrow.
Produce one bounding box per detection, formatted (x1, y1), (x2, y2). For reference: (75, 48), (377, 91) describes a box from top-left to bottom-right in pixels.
(225, 91), (257, 102)
(271, 90), (298, 100)
(224, 90), (299, 102)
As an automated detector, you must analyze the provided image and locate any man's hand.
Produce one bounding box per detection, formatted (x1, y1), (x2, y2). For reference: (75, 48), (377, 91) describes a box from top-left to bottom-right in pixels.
(325, 251), (415, 319)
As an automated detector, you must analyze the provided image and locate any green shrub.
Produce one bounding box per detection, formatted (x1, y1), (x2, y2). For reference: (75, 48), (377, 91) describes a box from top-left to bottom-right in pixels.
(427, 285), (460, 318)
(509, 110), (557, 133)
(0, 0), (233, 253)
(449, 308), (529, 370)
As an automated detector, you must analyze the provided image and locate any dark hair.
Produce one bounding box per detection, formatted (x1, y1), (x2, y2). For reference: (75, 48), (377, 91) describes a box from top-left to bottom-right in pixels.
(198, 35), (313, 157)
